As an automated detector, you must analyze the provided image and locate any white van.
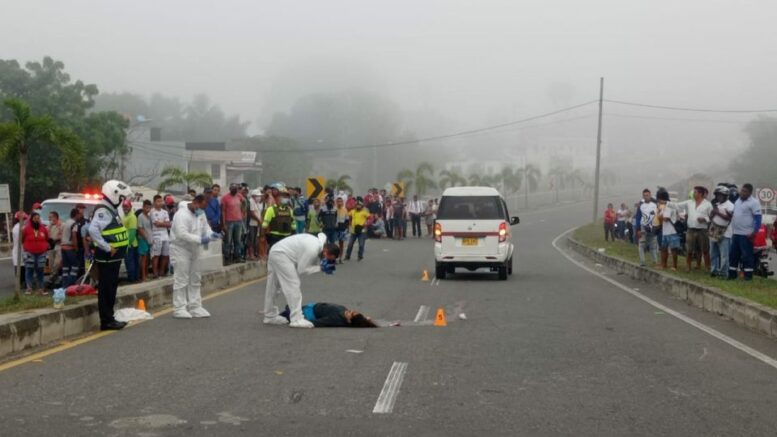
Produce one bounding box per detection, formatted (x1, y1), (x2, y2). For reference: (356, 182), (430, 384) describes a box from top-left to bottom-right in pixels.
(433, 186), (519, 280)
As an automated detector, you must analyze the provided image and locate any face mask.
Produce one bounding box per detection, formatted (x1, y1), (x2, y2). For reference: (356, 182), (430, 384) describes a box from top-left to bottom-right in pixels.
(195, 208), (204, 217)
(32, 221), (40, 229)
(280, 198), (290, 205)
(230, 189), (238, 195)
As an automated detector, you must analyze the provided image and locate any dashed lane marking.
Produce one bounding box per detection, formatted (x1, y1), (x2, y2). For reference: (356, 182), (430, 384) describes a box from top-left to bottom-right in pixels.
(414, 305), (430, 323)
(372, 361), (408, 414)
(552, 228), (777, 371)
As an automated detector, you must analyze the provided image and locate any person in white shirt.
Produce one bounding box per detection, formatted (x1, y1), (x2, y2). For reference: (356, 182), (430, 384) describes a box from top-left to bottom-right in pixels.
(150, 194), (172, 277)
(636, 189), (659, 267)
(708, 186), (734, 278)
(407, 195), (426, 238)
(672, 186), (712, 272)
(728, 184), (762, 280)
(247, 189), (263, 261)
(11, 212), (26, 290)
(657, 191), (681, 270)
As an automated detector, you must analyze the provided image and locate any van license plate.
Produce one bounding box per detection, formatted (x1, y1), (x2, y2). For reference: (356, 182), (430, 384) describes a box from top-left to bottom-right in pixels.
(462, 237), (478, 246)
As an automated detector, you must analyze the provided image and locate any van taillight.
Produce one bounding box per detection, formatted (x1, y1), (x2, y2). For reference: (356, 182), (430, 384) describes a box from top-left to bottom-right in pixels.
(498, 222), (508, 242)
(434, 223), (442, 242)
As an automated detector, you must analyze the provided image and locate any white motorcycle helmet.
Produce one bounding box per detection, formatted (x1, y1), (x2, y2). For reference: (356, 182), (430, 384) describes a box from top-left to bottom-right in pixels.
(102, 180), (133, 208)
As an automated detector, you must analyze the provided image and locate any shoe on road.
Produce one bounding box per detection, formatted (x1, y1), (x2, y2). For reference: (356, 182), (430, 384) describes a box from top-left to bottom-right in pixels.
(264, 316), (290, 325)
(100, 321), (127, 331)
(289, 318), (314, 328)
(189, 307), (211, 318)
(173, 309), (193, 319)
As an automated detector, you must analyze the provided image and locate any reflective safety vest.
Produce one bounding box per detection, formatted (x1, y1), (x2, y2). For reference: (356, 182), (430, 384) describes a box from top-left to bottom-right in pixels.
(268, 205), (294, 236)
(93, 206), (129, 263)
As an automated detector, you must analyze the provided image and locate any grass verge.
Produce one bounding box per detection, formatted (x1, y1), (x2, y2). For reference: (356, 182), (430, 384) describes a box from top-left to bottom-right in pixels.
(0, 294), (94, 315)
(573, 221), (777, 310)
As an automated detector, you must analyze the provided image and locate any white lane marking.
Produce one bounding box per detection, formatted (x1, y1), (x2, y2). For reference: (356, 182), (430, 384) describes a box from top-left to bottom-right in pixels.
(0, 257), (10, 261)
(372, 362), (408, 414)
(414, 305), (430, 323)
(552, 228), (777, 371)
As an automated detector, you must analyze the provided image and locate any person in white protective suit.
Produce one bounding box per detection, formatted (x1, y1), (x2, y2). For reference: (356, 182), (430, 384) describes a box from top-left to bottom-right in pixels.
(170, 194), (221, 319)
(263, 233), (340, 328)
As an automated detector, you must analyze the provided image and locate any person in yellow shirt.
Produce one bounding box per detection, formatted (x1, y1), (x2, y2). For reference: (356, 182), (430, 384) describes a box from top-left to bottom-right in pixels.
(345, 198), (370, 261)
(121, 200), (140, 282)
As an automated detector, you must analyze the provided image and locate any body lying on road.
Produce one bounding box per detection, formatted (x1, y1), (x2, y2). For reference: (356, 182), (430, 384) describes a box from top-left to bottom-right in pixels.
(280, 302), (377, 328)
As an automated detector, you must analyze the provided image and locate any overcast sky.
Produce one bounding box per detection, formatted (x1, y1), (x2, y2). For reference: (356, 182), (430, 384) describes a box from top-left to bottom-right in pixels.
(3, 0), (776, 132)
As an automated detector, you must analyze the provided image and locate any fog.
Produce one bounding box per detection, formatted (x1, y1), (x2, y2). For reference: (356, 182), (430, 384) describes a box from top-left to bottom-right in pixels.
(3, 0), (777, 193)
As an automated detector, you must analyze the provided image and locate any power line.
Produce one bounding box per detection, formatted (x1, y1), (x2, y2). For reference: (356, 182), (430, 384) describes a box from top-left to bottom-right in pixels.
(260, 100), (598, 153)
(604, 99), (777, 113)
(604, 113), (747, 124)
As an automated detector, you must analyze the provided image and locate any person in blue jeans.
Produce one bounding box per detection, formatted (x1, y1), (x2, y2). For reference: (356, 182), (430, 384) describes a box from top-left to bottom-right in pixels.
(728, 184), (761, 280)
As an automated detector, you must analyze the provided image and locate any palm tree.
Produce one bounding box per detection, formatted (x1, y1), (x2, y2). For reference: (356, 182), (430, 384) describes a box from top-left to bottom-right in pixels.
(0, 98), (84, 300)
(438, 169), (467, 190)
(157, 166), (213, 192)
(325, 174), (353, 193)
(468, 173), (487, 186)
(396, 168), (414, 195)
(397, 162), (438, 196)
(414, 162), (438, 196)
(547, 166), (568, 203)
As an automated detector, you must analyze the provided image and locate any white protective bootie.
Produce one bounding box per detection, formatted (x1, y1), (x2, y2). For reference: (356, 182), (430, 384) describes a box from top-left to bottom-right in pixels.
(289, 318), (314, 329)
(263, 315), (290, 325)
(189, 307), (211, 318)
(173, 309), (192, 319)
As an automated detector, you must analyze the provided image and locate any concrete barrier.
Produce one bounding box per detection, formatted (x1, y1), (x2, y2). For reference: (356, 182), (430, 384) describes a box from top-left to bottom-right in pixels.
(0, 262), (266, 360)
(566, 236), (777, 340)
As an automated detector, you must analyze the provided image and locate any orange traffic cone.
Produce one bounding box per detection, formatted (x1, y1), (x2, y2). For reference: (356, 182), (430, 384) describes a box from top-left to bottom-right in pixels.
(421, 270), (430, 281)
(136, 298), (146, 312)
(434, 308), (447, 327)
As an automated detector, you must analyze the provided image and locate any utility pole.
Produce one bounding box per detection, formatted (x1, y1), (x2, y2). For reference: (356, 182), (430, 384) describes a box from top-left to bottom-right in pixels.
(592, 77), (604, 222)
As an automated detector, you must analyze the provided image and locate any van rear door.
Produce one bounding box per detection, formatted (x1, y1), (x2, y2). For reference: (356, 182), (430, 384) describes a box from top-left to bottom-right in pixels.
(436, 195), (506, 255)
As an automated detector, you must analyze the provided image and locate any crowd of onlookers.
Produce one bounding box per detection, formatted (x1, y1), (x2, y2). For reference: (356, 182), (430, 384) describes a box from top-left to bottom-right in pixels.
(603, 183), (776, 280)
(9, 182), (441, 295)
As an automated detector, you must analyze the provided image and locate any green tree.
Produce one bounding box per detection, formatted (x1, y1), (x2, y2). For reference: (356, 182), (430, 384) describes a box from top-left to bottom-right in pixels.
(731, 116), (777, 187)
(157, 166), (213, 192)
(325, 175), (353, 193)
(397, 162), (437, 196)
(438, 169), (467, 189)
(0, 98), (84, 300)
(0, 57), (128, 205)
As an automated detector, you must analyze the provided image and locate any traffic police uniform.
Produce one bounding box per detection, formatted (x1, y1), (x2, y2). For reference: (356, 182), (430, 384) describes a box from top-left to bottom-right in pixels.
(88, 201), (129, 329)
(262, 203), (295, 249)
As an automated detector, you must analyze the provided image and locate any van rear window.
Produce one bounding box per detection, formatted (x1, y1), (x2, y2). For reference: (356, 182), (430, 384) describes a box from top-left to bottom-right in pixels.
(436, 196), (504, 220)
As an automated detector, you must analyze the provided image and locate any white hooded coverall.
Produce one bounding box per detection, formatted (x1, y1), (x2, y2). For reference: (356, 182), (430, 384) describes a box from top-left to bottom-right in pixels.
(264, 233), (327, 322)
(170, 202), (213, 315)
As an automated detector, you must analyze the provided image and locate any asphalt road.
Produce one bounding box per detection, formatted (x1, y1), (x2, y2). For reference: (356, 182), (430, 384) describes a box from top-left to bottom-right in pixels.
(2, 200), (777, 436)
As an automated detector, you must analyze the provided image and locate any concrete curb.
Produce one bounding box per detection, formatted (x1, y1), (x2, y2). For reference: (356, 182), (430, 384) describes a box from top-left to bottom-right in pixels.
(566, 236), (777, 340)
(0, 262), (266, 359)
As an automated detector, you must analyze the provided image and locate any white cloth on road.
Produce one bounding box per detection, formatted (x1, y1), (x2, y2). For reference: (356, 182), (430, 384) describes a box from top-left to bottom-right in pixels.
(263, 233), (326, 323)
(114, 308), (153, 322)
(170, 204), (213, 314)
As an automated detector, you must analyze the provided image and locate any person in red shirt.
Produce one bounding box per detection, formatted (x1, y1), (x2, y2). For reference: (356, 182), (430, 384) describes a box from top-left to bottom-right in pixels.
(221, 183), (247, 263)
(21, 212), (49, 295)
(603, 203), (617, 242)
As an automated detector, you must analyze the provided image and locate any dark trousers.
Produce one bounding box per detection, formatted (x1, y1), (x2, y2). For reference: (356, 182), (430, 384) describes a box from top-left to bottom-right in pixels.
(324, 229), (337, 245)
(346, 232), (366, 259)
(385, 218), (393, 239)
(61, 249), (79, 288)
(729, 234), (754, 280)
(604, 223), (616, 241)
(97, 261), (121, 324)
(410, 214), (422, 237)
(124, 246), (138, 282)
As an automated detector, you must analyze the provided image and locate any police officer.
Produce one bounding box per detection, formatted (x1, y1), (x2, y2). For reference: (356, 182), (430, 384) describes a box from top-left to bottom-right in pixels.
(88, 180), (133, 331)
(262, 187), (294, 249)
